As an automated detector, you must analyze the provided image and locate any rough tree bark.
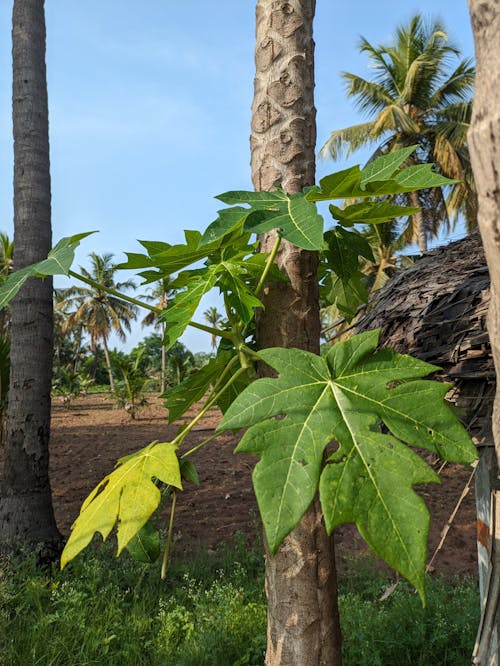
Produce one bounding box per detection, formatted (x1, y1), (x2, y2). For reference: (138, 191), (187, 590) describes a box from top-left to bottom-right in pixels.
(0, 0), (62, 557)
(467, 1), (500, 663)
(251, 2), (343, 664)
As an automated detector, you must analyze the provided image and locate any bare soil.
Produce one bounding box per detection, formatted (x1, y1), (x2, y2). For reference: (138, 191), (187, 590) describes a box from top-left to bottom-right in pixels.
(50, 393), (479, 578)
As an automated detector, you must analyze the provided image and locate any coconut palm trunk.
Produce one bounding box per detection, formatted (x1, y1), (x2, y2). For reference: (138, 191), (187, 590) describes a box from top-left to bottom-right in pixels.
(101, 337), (115, 392)
(251, 2), (342, 663)
(0, 0), (62, 555)
(467, 2), (500, 663)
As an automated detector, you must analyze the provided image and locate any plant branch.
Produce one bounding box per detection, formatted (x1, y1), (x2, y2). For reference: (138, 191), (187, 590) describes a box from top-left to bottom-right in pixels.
(182, 430), (221, 459)
(68, 269), (161, 314)
(172, 366), (247, 447)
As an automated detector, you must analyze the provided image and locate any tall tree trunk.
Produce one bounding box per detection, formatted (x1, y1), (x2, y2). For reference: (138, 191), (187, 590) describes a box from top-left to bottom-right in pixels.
(0, 0), (62, 557)
(102, 338), (115, 392)
(467, 1), (500, 663)
(251, 2), (343, 664)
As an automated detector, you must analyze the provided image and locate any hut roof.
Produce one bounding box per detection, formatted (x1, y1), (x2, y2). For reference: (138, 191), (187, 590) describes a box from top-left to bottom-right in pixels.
(353, 231), (493, 444)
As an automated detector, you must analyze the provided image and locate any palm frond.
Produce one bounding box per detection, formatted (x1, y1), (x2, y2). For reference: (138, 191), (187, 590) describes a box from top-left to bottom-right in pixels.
(319, 121), (377, 161)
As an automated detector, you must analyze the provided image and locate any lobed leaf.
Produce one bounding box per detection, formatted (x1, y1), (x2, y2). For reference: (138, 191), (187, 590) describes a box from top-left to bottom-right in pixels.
(218, 331), (477, 600)
(61, 441), (182, 568)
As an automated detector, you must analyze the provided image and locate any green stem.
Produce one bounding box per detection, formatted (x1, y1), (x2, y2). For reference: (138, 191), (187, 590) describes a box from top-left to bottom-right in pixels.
(254, 234), (282, 297)
(182, 430), (220, 459)
(68, 270), (162, 314)
(172, 366), (247, 447)
(188, 319), (232, 340)
(161, 491), (177, 580)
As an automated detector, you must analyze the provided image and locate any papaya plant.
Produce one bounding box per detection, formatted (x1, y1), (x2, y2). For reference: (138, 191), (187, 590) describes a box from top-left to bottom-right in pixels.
(0, 146), (477, 601)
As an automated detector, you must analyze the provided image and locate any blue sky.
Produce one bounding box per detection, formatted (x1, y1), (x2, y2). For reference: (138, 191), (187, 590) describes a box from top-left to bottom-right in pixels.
(0, 2), (475, 352)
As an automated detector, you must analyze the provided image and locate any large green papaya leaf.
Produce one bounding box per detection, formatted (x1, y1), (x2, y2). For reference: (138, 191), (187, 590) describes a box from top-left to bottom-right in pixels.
(218, 330), (476, 600)
(61, 441), (182, 569)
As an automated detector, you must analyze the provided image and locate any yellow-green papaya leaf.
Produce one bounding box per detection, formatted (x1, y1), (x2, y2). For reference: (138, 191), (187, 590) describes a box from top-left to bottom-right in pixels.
(61, 441), (181, 569)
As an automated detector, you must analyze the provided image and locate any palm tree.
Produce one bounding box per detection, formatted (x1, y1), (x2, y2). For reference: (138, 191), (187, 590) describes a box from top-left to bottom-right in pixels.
(58, 253), (138, 392)
(0, 0), (62, 555)
(141, 277), (175, 393)
(320, 14), (476, 253)
(202, 306), (223, 349)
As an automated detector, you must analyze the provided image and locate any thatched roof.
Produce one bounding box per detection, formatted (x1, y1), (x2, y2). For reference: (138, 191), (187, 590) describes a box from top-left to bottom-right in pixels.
(353, 231), (493, 445)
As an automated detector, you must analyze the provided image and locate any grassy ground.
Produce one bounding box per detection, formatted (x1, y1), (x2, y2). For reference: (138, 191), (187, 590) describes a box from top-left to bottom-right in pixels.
(0, 535), (479, 665)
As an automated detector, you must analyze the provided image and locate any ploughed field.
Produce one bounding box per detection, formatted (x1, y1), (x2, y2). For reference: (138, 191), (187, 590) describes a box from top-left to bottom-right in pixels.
(49, 393), (478, 576)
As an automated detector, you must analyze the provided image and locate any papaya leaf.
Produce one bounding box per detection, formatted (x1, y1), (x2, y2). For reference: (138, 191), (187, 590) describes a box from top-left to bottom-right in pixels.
(216, 190), (284, 207)
(307, 166), (363, 201)
(393, 163), (459, 189)
(360, 145), (418, 184)
(329, 273), (368, 321)
(218, 331), (476, 600)
(200, 207), (250, 246)
(215, 189), (325, 251)
(0, 232), (95, 310)
(329, 201), (420, 226)
(180, 459), (200, 486)
(125, 521), (161, 564)
(324, 227), (374, 279)
(215, 261), (263, 323)
(61, 441), (182, 569)
(160, 272), (218, 351)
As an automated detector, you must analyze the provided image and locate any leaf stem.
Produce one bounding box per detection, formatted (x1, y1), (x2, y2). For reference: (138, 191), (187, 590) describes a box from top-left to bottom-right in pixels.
(254, 234), (282, 297)
(187, 319), (233, 340)
(172, 366), (247, 447)
(182, 430), (220, 459)
(68, 269), (161, 314)
(161, 491), (177, 580)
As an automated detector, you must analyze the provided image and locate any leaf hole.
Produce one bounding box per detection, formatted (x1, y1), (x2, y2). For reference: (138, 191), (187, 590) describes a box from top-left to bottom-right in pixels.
(325, 439), (339, 454)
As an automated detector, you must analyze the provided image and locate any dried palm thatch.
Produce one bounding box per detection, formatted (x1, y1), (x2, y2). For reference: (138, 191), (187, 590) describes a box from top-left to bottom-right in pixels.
(351, 231), (494, 605)
(352, 231), (493, 445)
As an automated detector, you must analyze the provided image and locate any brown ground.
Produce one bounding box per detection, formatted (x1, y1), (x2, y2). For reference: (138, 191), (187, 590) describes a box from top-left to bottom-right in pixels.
(50, 393), (478, 578)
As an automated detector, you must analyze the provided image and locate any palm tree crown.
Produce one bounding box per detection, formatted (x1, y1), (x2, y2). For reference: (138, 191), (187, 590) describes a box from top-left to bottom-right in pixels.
(320, 14), (476, 252)
(57, 252), (138, 390)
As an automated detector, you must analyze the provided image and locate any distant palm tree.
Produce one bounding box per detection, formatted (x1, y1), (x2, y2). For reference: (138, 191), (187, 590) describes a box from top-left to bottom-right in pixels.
(141, 277), (176, 394)
(57, 252), (138, 391)
(203, 306), (223, 349)
(320, 14), (476, 253)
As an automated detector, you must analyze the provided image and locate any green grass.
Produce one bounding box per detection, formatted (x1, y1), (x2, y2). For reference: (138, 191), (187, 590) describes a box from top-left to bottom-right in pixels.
(0, 536), (479, 666)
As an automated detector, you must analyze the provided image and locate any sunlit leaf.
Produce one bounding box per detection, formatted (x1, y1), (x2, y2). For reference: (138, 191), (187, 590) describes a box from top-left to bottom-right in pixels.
(61, 441), (182, 568)
(218, 332), (476, 600)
